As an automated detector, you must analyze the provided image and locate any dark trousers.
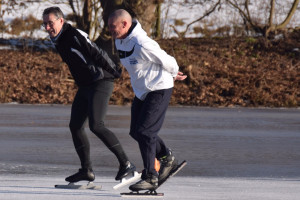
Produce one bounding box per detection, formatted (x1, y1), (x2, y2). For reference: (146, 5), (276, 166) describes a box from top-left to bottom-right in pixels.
(69, 79), (128, 169)
(129, 88), (173, 176)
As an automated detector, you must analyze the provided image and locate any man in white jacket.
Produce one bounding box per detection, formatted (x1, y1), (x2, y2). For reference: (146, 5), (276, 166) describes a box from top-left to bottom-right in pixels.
(108, 9), (187, 191)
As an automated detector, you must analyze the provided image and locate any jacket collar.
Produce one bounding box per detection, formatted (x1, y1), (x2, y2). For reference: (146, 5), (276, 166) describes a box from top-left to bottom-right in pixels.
(119, 19), (145, 44)
(50, 23), (71, 45)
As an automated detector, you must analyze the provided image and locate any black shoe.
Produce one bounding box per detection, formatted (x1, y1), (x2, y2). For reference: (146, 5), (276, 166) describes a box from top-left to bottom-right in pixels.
(65, 168), (95, 183)
(129, 172), (158, 191)
(158, 149), (178, 184)
(115, 161), (136, 180)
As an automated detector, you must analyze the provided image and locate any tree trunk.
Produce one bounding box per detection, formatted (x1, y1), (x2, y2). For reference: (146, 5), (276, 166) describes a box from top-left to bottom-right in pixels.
(99, 0), (158, 36)
(153, 2), (162, 38)
(268, 0), (275, 26)
(95, 0), (123, 71)
(227, 0), (300, 38)
(130, 0), (157, 35)
(82, 0), (92, 34)
(95, 0), (159, 70)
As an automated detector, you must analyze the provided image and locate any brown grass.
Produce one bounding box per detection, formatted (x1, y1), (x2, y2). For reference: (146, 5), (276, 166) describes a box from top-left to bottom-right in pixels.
(0, 34), (299, 107)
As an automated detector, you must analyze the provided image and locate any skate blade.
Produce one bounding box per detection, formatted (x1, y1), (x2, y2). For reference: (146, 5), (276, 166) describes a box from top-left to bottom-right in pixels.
(169, 160), (187, 177)
(157, 160), (187, 188)
(55, 182), (102, 190)
(113, 171), (141, 190)
(121, 191), (164, 197)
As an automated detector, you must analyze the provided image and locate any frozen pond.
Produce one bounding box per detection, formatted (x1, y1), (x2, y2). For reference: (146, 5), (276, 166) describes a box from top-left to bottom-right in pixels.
(0, 104), (299, 178)
(0, 104), (300, 200)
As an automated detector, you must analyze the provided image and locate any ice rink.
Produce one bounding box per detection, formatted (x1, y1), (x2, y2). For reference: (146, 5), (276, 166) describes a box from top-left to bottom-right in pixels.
(0, 104), (300, 200)
(1, 174), (300, 200)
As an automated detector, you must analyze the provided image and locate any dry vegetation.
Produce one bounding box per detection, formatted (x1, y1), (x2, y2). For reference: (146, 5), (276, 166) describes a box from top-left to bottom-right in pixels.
(0, 33), (299, 107)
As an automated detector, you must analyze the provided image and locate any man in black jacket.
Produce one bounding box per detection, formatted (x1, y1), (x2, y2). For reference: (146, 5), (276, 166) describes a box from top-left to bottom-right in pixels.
(42, 6), (135, 183)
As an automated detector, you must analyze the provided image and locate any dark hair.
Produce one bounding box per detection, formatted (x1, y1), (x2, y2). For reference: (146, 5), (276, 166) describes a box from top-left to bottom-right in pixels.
(42, 6), (64, 19)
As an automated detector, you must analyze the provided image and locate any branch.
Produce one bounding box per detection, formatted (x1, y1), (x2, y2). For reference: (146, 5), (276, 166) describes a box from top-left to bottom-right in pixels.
(268, 0), (275, 27)
(227, 0), (265, 34)
(170, 24), (184, 38)
(276, 0), (300, 29)
(245, 0), (251, 22)
(68, 0), (77, 16)
(226, 0), (251, 23)
(181, 0), (221, 37)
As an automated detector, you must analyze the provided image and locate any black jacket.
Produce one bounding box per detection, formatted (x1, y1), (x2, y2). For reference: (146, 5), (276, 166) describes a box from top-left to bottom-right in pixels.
(53, 23), (121, 87)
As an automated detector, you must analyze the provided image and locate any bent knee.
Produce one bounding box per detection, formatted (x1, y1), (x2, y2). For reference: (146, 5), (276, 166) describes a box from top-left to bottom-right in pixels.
(89, 121), (105, 134)
(69, 122), (83, 133)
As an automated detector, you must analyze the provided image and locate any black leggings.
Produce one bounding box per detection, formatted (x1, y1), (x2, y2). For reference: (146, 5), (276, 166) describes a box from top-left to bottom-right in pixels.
(69, 79), (128, 169)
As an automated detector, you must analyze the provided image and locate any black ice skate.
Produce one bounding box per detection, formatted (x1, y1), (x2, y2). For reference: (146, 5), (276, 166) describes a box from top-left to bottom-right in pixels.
(121, 160), (187, 197)
(129, 173), (158, 192)
(113, 161), (141, 190)
(65, 168), (95, 183)
(55, 168), (101, 190)
(115, 161), (136, 181)
(158, 149), (178, 184)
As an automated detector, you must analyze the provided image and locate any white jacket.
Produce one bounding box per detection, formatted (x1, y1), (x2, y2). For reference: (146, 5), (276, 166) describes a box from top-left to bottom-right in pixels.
(115, 20), (179, 100)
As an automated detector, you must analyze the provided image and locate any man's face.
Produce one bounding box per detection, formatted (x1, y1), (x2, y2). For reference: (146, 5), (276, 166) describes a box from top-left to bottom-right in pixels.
(43, 13), (64, 38)
(108, 17), (126, 39)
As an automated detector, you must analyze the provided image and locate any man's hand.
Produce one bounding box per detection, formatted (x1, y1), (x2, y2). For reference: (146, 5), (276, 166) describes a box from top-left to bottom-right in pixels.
(174, 71), (187, 81)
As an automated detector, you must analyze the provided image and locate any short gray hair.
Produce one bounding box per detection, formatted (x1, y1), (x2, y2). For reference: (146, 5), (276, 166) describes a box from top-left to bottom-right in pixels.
(43, 6), (64, 19)
(109, 9), (132, 23)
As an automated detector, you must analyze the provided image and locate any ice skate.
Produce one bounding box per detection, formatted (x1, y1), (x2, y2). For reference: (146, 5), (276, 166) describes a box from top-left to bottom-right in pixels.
(157, 160), (187, 188)
(121, 173), (162, 197)
(55, 168), (101, 190)
(65, 168), (95, 183)
(115, 161), (136, 181)
(113, 162), (141, 190)
(113, 170), (141, 190)
(120, 161), (187, 197)
(158, 149), (178, 184)
(129, 172), (158, 192)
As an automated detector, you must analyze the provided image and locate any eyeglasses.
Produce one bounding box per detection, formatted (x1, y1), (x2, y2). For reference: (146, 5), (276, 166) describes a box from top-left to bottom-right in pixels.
(42, 18), (60, 28)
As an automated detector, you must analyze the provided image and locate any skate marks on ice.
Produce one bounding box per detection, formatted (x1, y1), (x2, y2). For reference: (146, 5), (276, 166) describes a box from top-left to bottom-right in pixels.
(55, 181), (102, 190)
(113, 171), (141, 190)
(0, 175), (121, 199)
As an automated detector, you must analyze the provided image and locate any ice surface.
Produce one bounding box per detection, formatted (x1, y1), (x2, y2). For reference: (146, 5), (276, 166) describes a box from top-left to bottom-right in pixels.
(0, 104), (300, 199)
(0, 175), (300, 200)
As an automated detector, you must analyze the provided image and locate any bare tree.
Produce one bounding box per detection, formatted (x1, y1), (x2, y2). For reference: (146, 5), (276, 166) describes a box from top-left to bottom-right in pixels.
(99, 0), (160, 36)
(42, 0), (160, 39)
(153, 2), (162, 38)
(95, 0), (161, 70)
(62, 0), (102, 40)
(226, 0), (300, 37)
(169, 0), (222, 38)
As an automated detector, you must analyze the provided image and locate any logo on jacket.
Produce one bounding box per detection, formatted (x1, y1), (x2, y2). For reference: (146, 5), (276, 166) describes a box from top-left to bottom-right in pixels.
(118, 45), (135, 59)
(129, 58), (138, 65)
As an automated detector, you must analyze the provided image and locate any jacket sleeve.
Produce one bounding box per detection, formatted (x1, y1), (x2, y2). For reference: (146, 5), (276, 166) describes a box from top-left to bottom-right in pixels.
(75, 29), (121, 78)
(140, 39), (179, 77)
